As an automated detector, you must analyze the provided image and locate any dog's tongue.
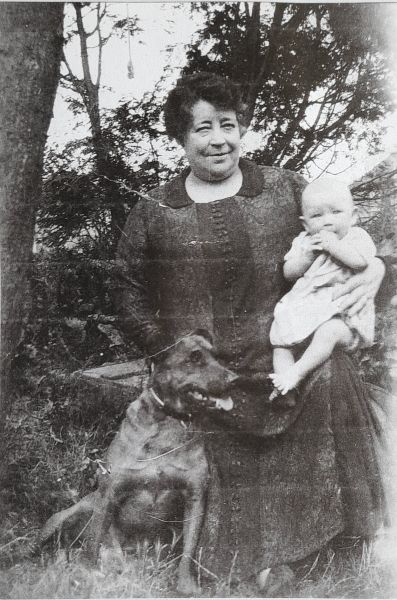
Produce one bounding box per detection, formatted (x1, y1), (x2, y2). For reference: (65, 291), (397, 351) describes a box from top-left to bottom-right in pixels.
(214, 396), (234, 411)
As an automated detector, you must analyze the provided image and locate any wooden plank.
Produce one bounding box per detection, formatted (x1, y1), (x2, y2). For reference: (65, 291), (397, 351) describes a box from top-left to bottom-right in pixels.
(81, 359), (147, 382)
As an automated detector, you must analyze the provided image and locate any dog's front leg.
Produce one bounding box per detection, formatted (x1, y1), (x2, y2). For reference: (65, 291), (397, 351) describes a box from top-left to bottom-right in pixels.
(177, 469), (208, 596)
(85, 474), (117, 565)
(85, 470), (145, 565)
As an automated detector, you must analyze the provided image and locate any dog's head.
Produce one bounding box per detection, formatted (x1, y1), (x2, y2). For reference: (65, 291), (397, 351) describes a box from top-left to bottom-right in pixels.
(151, 331), (238, 416)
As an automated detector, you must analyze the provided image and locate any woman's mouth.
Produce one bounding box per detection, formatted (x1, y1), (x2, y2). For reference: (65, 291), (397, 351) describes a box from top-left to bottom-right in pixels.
(209, 152), (230, 161)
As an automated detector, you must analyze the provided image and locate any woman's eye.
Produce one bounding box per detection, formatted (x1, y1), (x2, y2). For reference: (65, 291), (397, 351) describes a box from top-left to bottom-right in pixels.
(190, 350), (203, 363)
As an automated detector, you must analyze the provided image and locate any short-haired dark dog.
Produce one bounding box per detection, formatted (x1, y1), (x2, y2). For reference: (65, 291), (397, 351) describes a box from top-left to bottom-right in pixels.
(39, 331), (237, 595)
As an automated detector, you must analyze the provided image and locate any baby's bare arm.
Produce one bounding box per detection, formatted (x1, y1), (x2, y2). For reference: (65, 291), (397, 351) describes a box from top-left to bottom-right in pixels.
(283, 240), (319, 280)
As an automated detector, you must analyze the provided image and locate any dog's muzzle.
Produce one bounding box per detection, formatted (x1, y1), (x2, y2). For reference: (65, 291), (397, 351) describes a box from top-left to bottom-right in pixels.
(181, 385), (234, 412)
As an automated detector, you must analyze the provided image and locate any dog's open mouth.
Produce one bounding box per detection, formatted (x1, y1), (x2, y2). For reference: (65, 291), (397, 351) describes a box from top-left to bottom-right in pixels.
(184, 387), (234, 412)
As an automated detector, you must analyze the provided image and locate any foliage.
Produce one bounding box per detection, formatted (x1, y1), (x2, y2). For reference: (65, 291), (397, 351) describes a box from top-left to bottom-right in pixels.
(353, 153), (397, 247)
(183, 3), (395, 171)
(37, 85), (178, 254)
(59, 3), (149, 244)
(11, 248), (143, 382)
(32, 86), (181, 373)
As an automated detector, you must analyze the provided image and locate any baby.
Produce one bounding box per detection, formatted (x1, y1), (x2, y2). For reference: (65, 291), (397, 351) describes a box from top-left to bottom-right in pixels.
(269, 178), (376, 399)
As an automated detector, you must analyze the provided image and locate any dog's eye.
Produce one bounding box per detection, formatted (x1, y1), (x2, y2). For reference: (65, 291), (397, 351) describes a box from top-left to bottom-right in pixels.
(190, 350), (203, 363)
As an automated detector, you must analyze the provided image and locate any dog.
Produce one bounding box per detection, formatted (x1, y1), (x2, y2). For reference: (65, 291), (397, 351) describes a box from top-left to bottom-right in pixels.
(39, 331), (237, 595)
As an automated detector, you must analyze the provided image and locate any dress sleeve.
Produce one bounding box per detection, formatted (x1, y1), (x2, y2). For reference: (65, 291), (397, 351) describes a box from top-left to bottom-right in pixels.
(113, 199), (165, 355)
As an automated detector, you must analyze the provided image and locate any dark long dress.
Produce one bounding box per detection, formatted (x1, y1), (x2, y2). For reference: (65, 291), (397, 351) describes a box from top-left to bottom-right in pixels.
(115, 158), (385, 581)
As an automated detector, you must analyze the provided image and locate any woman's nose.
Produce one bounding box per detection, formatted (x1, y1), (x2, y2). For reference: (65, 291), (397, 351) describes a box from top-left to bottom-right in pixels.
(210, 127), (226, 145)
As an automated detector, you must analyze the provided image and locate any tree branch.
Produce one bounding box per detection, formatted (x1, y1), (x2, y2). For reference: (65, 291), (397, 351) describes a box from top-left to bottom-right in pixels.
(96, 3), (103, 88)
(245, 1), (261, 87)
(245, 5), (313, 125)
(73, 3), (94, 89)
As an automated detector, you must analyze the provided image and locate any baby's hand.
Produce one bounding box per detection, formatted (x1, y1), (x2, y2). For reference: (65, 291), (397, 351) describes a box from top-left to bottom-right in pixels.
(311, 231), (339, 252)
(306, 235), (324, 253)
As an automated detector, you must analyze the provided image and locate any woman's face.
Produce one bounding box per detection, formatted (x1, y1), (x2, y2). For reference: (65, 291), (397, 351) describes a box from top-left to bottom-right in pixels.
(182, 100), (243, 182)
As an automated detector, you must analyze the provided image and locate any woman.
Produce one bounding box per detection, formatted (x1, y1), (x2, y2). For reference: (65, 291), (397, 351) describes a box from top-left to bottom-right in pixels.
(115, 72), (386, 591)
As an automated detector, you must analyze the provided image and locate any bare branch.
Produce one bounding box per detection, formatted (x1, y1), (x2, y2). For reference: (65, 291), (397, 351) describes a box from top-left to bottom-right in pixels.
(61, 50), (78, 81)
(73, 3), (94, 89)
(96, 3), (103, 88)
(245, 4), (286, 122)
(311, 144), (338, 178)
(277, 87), (311, 164)
(351, 168), (397, 192)
(85, 3), (107, 36)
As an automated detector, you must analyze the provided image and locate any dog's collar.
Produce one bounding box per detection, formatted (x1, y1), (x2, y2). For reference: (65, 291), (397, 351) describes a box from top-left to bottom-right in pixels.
(149, 387), (188, 429)
(149, 387), (164, 407)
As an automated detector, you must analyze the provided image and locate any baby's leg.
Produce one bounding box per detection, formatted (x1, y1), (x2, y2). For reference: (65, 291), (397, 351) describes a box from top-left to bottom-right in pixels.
(273, 347), (295, 374)
(271, 318), (353, 395)
(269, 347), (296, 401)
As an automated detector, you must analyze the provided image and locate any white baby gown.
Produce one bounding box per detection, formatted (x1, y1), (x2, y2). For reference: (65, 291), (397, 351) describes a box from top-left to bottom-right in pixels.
(270, 227), (377, 350)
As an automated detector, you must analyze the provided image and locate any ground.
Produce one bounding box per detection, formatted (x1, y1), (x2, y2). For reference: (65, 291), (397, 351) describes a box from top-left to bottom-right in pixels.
(0, 535), (395, 598)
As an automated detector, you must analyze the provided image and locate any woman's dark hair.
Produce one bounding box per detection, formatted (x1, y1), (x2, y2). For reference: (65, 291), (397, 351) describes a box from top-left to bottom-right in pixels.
(164, 72), (248, 144)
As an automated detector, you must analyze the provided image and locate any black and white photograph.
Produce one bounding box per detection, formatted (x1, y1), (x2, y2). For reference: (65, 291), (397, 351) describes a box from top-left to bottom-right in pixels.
(1, 2), (397, 597)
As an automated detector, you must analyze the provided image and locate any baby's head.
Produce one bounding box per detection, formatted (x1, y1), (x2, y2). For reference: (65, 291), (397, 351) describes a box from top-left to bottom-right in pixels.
(301, 178), (355, 239)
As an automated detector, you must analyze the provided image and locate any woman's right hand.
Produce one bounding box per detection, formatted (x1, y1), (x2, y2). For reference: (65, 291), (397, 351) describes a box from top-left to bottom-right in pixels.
(331, 257), (385, 316)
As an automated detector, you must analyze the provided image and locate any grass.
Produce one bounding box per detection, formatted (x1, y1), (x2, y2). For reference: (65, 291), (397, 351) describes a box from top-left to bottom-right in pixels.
(0, 540), (183, 599)
(0, 534), (395, 598)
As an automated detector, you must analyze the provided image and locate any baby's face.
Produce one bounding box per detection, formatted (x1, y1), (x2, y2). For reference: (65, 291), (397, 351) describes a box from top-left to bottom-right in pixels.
(301, 189), (354, 239)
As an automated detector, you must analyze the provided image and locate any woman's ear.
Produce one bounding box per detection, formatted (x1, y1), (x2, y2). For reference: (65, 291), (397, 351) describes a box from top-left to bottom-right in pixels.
(352, 207), (358, 226)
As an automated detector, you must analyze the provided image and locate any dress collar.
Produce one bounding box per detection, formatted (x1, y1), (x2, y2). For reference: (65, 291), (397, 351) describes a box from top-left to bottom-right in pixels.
(159, 158), (265, 209)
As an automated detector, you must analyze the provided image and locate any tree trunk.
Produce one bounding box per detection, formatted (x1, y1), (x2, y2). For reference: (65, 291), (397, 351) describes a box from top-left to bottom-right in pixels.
(0, 4), (64, 432)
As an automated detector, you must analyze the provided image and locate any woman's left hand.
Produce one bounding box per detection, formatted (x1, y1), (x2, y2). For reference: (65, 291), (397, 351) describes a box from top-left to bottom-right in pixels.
(332, 257), (385, 317)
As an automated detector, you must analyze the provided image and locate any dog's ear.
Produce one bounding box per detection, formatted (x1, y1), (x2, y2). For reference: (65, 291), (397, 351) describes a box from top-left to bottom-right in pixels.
(192, 328), (213, 344)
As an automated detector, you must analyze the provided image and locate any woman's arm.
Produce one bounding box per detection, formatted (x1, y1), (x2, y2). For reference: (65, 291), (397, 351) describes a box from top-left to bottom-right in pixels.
(332, 257), (385, 316)
(113, 200), (165, 355)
